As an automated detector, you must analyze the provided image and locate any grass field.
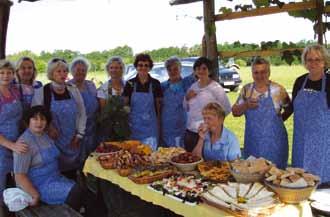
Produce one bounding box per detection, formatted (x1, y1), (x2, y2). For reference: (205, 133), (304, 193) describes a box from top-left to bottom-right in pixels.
(38, 65), (306, 162)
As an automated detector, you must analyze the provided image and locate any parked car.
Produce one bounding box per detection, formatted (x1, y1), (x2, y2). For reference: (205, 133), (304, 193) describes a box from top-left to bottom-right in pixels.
(124, 59), (242, 91)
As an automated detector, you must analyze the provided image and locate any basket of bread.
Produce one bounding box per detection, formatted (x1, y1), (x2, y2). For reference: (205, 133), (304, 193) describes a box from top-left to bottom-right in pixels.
(264, 166), (320, 204)
(230, 157), (272, 183)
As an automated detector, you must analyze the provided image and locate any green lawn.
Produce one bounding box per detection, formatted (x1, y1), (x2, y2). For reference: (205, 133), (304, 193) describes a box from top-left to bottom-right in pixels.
(38, 65), (306, 162)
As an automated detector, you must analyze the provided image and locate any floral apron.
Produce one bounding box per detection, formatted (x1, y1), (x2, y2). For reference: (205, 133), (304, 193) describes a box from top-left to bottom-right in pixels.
(244, 83), (288, 169)
(292, 75), (330, 183)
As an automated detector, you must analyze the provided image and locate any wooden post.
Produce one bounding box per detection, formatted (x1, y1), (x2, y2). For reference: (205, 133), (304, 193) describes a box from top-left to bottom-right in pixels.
(316, 0), (324, 45)
(203, 0), (219, 81)
(0, 0), (12, 59)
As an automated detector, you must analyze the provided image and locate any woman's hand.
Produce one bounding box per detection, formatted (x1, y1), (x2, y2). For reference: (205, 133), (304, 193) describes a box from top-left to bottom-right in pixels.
(10, 141), (29, 154)
(47, 124), (60, 140)
(29, 195), (40, 207)
(198, 123), (208, 140)
(186, 90), (197, 101)
(246, 98), (259, 109)
(70, 135), (80, 150)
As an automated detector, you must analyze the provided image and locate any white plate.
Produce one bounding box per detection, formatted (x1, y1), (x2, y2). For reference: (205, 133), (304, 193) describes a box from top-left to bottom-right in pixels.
(311, 201), (330, 213)
(310, 189), (330, 202)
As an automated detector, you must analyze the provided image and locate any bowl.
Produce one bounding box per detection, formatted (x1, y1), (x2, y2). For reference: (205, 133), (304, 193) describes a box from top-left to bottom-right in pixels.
(170, 158), (203, 172)
(264, 180), (318, 204)
(230, 168), (266, 183)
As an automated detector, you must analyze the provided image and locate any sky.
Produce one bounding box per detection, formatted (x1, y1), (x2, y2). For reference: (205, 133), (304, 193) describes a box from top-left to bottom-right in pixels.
(6, 0), (327, 55)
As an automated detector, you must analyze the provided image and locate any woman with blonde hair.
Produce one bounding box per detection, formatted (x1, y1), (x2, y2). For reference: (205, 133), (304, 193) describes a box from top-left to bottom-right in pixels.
(292, 44), (330, 183)
(0, 60), (27, 215)
(15, 57), (42, 109)
(32, 58), (86, 179)
(193, 102), (240, 161)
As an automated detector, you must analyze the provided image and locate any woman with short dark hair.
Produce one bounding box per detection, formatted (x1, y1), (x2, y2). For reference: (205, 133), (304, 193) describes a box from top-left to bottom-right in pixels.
(123, 53), (162, 150)
(184, 57), (231, 152)
(14, 106), (106, 217)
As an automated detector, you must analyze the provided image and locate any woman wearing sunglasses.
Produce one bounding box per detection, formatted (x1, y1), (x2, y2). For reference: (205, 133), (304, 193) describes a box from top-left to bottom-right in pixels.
(32, 58), (86, 180)
(184, 57), (231, 152)
(123, 53), (162, 151)
(291, 45), (330, 183)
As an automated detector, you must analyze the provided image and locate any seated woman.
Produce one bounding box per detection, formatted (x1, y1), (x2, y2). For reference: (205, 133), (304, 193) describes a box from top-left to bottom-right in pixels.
(192, 103), (241, 161)
(13, 106), (106, 217)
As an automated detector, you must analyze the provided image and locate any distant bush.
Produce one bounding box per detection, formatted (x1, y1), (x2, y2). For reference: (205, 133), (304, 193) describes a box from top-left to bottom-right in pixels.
(235, 59), (246, 67)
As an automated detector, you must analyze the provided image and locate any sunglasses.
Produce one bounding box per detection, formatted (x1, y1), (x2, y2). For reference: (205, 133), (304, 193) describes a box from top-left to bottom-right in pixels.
(51, 58), (67, 64)
(137, 63), (150, 68)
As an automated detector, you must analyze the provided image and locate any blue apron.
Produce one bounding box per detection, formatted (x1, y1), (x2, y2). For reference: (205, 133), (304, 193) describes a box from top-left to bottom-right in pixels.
(244, 83), (288, 169)
(129, 82), (158, 150)
(27, 130), (75, 204)
(0, 90), (22, 204)
(50, 89), (80, 172)
(203, 133), (227, 161)
(79, 82), (98, 165)
(17, 80), (42, 110)
(292, 75), (330, 183)
(161, 81), (186, 147)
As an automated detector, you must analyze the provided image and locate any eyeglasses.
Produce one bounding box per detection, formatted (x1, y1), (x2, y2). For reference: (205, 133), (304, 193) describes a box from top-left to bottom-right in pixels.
(137, 63), (150, 68)
(306, 58), (323, 64)
(51, 58), (67, 64)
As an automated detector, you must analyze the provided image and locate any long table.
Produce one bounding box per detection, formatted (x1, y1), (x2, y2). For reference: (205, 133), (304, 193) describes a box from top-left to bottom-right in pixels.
(83, 156), (313, 217)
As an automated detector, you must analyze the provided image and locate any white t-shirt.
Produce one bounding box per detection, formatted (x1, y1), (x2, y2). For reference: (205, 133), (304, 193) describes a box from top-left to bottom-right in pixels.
(184, 80), (231, 132)
(97, 80), (124, 99)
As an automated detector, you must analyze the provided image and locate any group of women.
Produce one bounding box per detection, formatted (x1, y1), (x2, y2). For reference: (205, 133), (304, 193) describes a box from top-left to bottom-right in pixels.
(0, 44), (329, 215)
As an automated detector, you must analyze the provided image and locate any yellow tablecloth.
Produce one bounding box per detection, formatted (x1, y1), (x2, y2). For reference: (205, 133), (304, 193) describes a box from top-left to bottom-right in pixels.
(83, 156), (313, 217)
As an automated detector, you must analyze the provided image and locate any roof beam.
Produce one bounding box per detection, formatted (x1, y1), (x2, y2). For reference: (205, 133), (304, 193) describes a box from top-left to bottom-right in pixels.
(215, 1), (317, 21)
(169, 0), (202, 6)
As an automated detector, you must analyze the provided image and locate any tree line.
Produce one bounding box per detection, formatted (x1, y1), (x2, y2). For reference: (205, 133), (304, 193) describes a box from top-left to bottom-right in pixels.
(7, 40), (317, 74)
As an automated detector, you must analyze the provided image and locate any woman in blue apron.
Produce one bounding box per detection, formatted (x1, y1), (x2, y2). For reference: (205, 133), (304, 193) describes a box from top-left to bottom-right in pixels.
(292, 45), (330, 183)
(69, 57), (99, 166)
(14, 106), (106, 217)
(0, 60), (27, 215)
(14, 57), (43, 110)
(232, 57), (291, 169)
(32, 58), (86, 178)
(123, 54), (162, 150)
(161, 57), (187, 147)
(192, 102), (241, 161)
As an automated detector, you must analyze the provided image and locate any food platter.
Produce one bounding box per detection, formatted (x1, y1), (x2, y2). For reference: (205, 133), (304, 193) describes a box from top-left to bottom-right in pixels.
(197, 161), (232, 182)
(201, 182), (279, 217)
(128, 164), (176, 184)
(149, 175), (209, 205)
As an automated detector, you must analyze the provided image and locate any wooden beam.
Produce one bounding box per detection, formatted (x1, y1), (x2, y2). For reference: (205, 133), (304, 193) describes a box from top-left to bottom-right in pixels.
(218, 48), (304, 58)
(215, 1), (317, 21)
(0, 0), (13, 59)
(316, 0), (324, 44)
(203, 0), (219, 81)
(169, 0), (202, 6)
